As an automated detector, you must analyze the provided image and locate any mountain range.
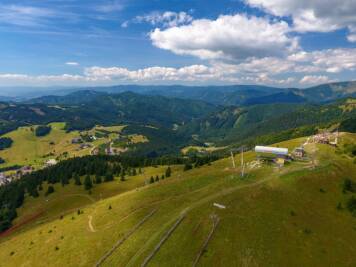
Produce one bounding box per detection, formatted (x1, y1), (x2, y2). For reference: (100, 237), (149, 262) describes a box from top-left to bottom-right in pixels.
(3, 81), (356, 106)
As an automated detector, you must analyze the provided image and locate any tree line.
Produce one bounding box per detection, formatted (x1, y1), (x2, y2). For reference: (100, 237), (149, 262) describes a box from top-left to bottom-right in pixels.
(0, 154), (219, 232)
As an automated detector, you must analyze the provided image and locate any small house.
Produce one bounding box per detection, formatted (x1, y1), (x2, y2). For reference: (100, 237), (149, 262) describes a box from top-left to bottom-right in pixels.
(293, 147), (305, 158)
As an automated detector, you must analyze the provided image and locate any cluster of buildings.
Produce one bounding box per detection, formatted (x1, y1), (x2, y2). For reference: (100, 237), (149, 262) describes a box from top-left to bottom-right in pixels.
(255, 145), (306, 166)
(310, 132), (338, 146)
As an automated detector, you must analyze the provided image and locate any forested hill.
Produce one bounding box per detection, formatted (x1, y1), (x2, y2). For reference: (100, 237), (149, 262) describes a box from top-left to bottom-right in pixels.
(0, 92), (217, 135)
(178, 98), (356, 146)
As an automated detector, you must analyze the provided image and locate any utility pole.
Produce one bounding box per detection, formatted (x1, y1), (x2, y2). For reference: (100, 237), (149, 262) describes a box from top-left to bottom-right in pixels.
(241, 147), (245, 178)
(230, 151), (236, 169)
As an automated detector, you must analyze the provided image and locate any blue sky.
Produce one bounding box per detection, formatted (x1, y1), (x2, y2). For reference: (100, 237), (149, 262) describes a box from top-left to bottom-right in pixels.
(0, 0), (355, 87)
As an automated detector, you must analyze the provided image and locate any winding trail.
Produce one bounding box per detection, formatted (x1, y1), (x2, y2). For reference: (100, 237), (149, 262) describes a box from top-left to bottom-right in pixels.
(88, 215), (96, 232)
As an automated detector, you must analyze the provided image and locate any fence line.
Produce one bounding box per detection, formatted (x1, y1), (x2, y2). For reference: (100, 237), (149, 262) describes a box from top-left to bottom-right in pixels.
(192, 215), (220, 267)
(95, 208), (157, 267)
(141, 214), (186, 267)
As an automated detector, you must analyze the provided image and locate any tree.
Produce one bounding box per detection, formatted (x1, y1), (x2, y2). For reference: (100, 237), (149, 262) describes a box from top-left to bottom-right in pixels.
(155, 175), (159, 182)
(120, 172), (125, 181)
(150, 176), (154, 184)
(105, 172), (114, 182)
(184, 163), (192, 171)
(161, 175), (165, 180)
(84, 175), (92, 191)
(165, 166), (171, 177)
(74, 173), (81, 186)
(61, 175), (69, 187)
(35, 125), (51, 137)
(132, 168), (137, 176)
(95, 174), (102, 184)
(45, 185), (55, 196)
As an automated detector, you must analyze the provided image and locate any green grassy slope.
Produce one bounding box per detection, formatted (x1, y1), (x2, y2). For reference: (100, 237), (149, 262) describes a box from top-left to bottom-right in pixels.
(0, 135), (355, 267)
(0, 123), (147, 169)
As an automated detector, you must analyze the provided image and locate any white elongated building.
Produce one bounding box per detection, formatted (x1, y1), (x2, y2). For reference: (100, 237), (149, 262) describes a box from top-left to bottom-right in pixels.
(254, 146), (288, 156)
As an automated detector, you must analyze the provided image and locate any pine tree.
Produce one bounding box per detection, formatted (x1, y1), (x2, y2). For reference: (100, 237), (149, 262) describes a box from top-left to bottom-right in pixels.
(105, 172), (114, 182)
(165, 166), (171, 177)
(150, 176), (154, 184)
(61, 175), (69, 187)
(84, 175), (92, 191)
(184, 163), (192, 171)
(74, 173), (81, 186)
(132, 168), (137, 176)
(45, 186), (55, 196)
(155, 175), (159, 182)
(161, 175), (165, 180)
(95, 174), (102, 184)
(120, 171), (125, 181)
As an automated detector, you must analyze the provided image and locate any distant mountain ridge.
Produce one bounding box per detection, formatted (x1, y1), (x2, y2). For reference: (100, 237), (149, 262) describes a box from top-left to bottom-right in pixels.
(0, 91), (217, 135)
(24, 81), (356, 106)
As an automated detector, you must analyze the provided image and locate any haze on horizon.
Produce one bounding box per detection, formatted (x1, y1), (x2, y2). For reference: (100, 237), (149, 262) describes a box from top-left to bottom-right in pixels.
(0, 0), (355, 88)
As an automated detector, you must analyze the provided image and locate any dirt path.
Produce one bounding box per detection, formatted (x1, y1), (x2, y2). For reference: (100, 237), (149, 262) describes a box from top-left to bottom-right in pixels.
(88, 215), (96, 232)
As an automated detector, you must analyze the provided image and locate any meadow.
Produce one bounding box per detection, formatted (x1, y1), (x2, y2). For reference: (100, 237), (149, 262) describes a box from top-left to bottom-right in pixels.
(0, 135), (355, 266)
(0, 123), (147, 170)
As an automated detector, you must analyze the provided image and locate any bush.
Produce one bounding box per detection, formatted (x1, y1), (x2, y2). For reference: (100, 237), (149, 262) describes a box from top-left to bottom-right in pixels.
(35, 125), (51, 137)
(0, 157), (5, 164)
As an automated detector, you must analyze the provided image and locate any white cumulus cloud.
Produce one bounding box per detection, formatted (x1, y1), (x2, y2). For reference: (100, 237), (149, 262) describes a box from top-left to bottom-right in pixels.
(150, 14), (298, 61)
(245, 0), (356, 40)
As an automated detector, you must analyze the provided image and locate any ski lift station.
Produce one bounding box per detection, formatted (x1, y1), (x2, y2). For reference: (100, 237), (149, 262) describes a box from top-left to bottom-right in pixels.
(255, 146), (289, 166)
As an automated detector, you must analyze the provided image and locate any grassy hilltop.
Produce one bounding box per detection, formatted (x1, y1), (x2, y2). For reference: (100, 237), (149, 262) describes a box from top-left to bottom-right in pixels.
(0, 123), (147, 169)
(0, 133), (355, 266)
